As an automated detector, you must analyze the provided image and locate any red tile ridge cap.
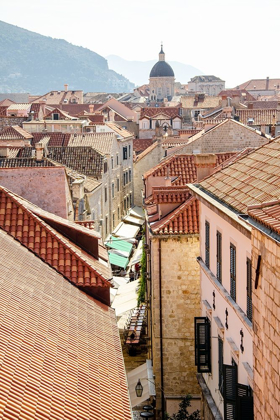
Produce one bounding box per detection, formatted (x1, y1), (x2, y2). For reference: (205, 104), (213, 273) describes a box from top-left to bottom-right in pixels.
(247, 199), (280, 211)
(0, 186), (111, 287)
(151, 195), (196, 233)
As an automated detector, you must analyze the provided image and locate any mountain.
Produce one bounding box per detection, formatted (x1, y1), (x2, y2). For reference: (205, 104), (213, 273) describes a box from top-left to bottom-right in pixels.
(106, 55), (204, 87)
(0, 21), (134, 94)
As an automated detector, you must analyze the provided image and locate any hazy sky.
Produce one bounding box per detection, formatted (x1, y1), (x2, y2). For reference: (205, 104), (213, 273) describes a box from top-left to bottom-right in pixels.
(1, 0), (279, 87)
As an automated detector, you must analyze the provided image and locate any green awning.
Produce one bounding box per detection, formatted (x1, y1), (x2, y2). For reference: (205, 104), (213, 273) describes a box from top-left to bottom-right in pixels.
(105, 236), (133, 257)
(108, 252), (129, 269)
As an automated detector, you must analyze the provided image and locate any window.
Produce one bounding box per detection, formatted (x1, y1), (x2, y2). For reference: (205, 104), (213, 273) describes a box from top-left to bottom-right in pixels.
(116, 154), (119, 166)
(205, 221), (210, 268)
(104, 187), (107, 203)
(217, 231), (222, 283)
(112, 213), (115, 229)
(117, 178), (120, 192)
(123, 146), (128, 160)
(129, 145), (131, 158)
(125, 171), (128, 185)
(112, 183), (114, 198)
(246, 258), (252, 321)
(223, 363), (253, 420)
(123, 173), (126, 186)
(230, 244), (236, 301)
(104, 161), (108, 173)
(124, 198), (127, 212)
(111, 157), (113, 169)
(129, 169), (132, 182)
(218, 337), (223, 393)
(105, 216), (108, 235)
(53, 113), (59, 120)
(129, 193), (132, 207)
(194, 317), (211, 373)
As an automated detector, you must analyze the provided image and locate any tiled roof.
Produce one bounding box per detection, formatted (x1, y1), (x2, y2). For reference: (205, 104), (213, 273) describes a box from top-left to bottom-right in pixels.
(47, 146), (104, 178)
(236, 109), (276, 125)
(151, 196), (199, 235)
(143, 153), (235, 184)
(198, 137), (280, 213)
(0, 106), (7, 116)
(244, 100), (278, 109)
(98, 98), (138, 121)
(190, 75), (224, 83)
(151, 186), (191, 204)
(248, 200), (280, 235)
(0, 186), (112, 304)
(7, 103), (30, 110)
(0, 228), (132, 420)
(133, 138), (153, 153)
(237, 79), (280, 91)
(106, 123), (134, 139)
(68, 133), (115, 154)
(0, 125), (33, 140)
(134, 142), (158, 162)
(45, 107), (75, 120)
(0, 158), (54, 168)
(140, 107), (181, 119)
(218, 89), (256, 101)
(31, 132), (71, 147)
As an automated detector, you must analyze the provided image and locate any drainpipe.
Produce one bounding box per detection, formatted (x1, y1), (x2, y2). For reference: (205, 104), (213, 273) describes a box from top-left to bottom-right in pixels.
(159, 238), (165, 418)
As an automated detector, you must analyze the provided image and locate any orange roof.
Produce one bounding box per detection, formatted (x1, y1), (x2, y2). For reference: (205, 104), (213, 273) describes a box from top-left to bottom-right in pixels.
(133, 138), (153, 153)
(140, 107), (181, 120)
(236, 109), (277, 125)
(248, 200), (280, 235)
(143, 153), (235, 184)
(151, 186), (191, 204)
(0, 125), (33, 140)
(151, 196), (199, 235)
(197, 137), (280, 213)
(0, 186), (112, 305)
(0, 228), (132, 420)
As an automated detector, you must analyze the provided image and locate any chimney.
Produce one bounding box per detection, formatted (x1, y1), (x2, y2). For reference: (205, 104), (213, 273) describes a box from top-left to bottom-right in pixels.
(89, 104), (94, 113)
(39, 100), (46, 117)
(72, 178), (85, 200)
(64, 84), (69, 92)
(35, 142), (44, 161)
(194, 154), (217, 182)
(248, 102), (253, 110)
(266, 77), (269, 90)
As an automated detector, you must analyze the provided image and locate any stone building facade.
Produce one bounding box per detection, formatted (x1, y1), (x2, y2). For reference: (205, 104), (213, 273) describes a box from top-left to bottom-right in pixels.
(149, 46), (175, 102)
(188, 75), (225, 96)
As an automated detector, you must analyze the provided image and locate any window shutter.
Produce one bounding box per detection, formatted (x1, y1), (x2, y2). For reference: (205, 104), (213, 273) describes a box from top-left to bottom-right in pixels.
(205, 221), (210, 268)
(216, 231), (222, 283)
(246, 258), (252, 321)
(223, 364), (237, 420)
(236, 384), (253, 420)
(194, 317), (211, 373)
(230, 244), (236, 301)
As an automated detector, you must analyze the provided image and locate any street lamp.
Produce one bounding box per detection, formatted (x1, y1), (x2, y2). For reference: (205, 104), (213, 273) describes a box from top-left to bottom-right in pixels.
(135, 378), (143, 397)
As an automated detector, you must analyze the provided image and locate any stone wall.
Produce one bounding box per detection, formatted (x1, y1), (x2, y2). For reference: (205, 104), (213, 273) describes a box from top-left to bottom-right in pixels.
(0, 116), (27, 131)
(176, 119), (268, 154)
(251, 228), (280, 420)
(150, 235), (201, 418)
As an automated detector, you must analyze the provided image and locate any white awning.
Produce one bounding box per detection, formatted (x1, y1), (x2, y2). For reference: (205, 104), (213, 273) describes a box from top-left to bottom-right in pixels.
(127, 360), (156, 408)
(111, 280), (139, 318)
(123, 214), (145, 226)
(129, 206), (145, 219)
(113, 222), (140, 240)
(131, 240), (143, 265)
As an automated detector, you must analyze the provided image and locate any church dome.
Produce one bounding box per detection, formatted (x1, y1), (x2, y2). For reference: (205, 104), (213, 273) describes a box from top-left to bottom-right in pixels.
(149, 61), (175, 78)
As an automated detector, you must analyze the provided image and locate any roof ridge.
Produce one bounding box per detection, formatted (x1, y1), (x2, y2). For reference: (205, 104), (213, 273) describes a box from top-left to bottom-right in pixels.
(0, 186), (111, 290)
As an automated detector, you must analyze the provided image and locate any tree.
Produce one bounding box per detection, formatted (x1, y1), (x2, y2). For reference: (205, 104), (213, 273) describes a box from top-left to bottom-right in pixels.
(166, 395), (201, 420)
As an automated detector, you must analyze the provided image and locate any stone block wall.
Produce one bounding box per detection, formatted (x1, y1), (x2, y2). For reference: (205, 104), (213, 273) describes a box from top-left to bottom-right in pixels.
(251, 228), (280, 420)
(150, 235), (201, 418)
(0, 116), (27, 131)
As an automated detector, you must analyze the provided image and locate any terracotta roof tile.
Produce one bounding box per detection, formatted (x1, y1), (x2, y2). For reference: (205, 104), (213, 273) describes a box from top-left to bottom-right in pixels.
(0, 158), (54, 168)
(0, 126), (33, 140)
(68, 132), (115, 154)
(151, 186), (191, 204)
(151, 197), (199, 234)
(198, 138), (280, 213)
(248, 201), (280, 235)
(0, 186), (111, 304)
(133, 138), (153, 153)
(0, 229), (132, 420)
(31, 132), (71, 147)
(140, 107), (181, 120)
(236, 109), (277, 125)
(143, 153), (235, 184)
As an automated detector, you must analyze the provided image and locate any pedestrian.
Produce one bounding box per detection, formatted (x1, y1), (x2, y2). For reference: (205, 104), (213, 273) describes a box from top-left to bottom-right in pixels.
(129, 268), (134, 282)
